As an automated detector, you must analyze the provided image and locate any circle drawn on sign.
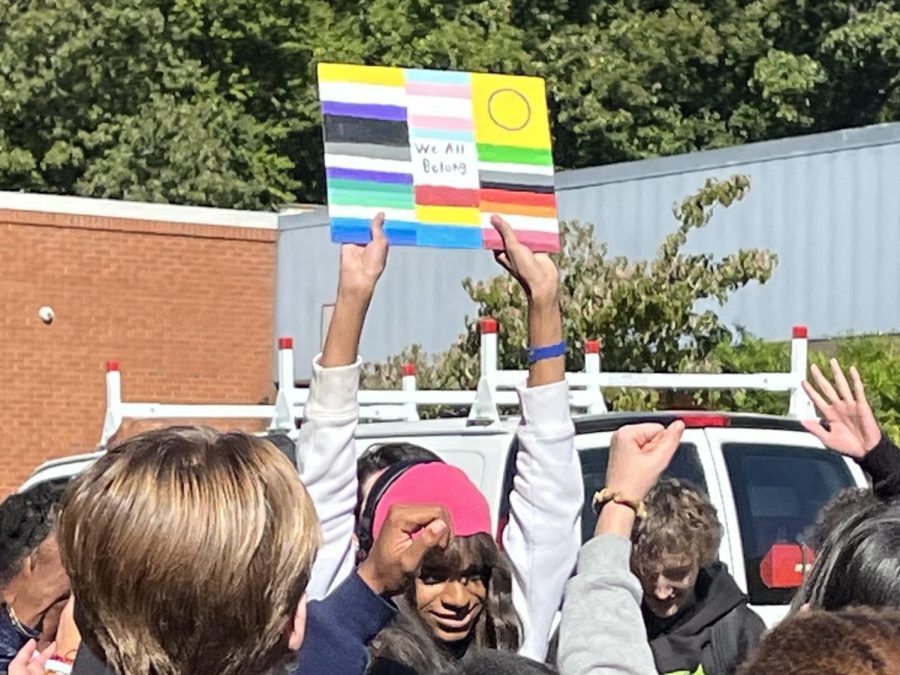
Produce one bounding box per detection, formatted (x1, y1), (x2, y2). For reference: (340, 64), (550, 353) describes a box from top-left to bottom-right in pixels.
(488, 88), (531, 132)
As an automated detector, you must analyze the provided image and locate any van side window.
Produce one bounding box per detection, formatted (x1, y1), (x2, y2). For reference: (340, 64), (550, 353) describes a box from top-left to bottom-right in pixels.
(578, 444), (706, 543)
(722, 444), (855, 605)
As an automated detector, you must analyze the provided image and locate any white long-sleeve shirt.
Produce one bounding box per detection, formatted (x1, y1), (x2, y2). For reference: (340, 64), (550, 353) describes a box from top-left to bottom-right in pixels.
(297, 355), (583, 661)
(296, 356), (362, 601)
(505, 377), (584, 659)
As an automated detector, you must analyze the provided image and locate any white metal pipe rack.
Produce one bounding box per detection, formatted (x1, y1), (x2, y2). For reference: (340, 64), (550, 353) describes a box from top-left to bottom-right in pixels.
(100, 322), (815, 444)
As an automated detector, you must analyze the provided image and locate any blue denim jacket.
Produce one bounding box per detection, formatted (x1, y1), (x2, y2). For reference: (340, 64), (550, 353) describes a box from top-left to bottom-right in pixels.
(0, 604), (40, 675)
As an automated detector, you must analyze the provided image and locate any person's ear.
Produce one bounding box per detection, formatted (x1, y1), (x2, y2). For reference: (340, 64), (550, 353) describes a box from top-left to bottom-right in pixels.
(21, 552), (37, 580)
(287, 593), (308, 651)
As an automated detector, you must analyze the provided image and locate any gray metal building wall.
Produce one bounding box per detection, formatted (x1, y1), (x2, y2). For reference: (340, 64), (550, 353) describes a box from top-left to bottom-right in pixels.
(276, 122), (900, 381)
(275, 210), (498, 381)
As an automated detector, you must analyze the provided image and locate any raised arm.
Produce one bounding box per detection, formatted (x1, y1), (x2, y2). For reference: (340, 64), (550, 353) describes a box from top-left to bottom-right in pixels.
(489, 215), (564, 388)
(299, 214), (388, 600)
(801, 359), (900, 500)
(558, 422), (684, 675)
(490, 216), (583, 660)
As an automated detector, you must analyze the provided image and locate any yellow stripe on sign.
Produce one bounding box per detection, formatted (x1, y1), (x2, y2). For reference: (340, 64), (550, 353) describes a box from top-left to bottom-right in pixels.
(318, 62), (405, 86)
(415, 205), (482, 225)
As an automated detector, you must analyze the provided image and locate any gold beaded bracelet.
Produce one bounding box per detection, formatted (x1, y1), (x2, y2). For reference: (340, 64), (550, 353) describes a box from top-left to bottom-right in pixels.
(592, 488), (647, 520)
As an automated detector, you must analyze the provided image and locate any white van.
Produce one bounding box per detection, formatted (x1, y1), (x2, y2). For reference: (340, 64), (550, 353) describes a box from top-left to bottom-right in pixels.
(21, 408), (864, 628)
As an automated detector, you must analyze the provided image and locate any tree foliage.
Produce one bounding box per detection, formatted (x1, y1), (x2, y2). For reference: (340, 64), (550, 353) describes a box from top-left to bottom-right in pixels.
(362, 175), (778, 412)
(2, 0), (899, 206)
(712, 332), (900, 440)
(364, 173), (899, 432)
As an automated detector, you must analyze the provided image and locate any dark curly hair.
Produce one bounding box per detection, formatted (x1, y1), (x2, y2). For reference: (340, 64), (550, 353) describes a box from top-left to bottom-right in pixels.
(631, 479), (722, 577)
(370, 533), (521, 673)
(0, 479), (69, 587)
(737, 606), (900, 674)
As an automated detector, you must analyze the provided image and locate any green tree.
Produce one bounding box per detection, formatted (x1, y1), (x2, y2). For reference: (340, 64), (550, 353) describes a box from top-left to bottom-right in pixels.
(538, 0), (900, 168)
(0, 0), (298, 208)
(2, 0), (899, 206)
(713, 333), (900, 439)
(76, 93), (294, 208)
(363, 175), (778, 412)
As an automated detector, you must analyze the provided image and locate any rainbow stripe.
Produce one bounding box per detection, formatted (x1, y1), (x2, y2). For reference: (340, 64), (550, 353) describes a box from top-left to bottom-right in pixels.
(318, 63), (559, 251)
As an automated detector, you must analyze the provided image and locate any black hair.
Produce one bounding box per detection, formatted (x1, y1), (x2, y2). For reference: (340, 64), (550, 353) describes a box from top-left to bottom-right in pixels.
(802, 486), (880, 550)
(357, 458), (441, 556)
(264, 432), (297, 466)
(792, 497), (900, 612)
(438, 650), (555, 674)
(357, 442), (441, 486)
(356, 443), (441, 518)
(0, 479), (69, 587)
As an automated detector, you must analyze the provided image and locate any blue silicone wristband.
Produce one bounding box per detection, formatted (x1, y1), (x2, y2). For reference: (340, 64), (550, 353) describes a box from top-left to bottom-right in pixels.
(528, 340), (567, 363)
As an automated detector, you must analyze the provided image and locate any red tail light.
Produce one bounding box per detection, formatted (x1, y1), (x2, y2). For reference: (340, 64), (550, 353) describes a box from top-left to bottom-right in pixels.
(678, 414), (730, 428)
(761, 543), (816, 589)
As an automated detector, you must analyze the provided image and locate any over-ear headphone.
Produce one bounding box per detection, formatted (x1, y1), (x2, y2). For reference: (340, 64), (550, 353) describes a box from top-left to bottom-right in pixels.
(356, 457), (441, 555)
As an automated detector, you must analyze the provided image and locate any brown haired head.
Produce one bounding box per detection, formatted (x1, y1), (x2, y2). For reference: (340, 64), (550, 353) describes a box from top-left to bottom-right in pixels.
(630, 479), (722, 618)
(58, 426), (321, 675)
(631, 478), (722, 576)
(737, 606), (900, 674)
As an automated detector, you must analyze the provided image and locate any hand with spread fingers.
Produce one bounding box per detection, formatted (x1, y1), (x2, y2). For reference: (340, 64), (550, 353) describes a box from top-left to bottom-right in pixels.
(801, 359), (882, 459)
(490, 214), (559, 307)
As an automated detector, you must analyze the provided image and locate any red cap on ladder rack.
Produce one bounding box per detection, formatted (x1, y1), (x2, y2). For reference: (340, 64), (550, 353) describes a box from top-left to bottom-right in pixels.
(278, 336), (293, 349)
(403, 363), (416, 376)
(585, 340), (601, 354)
(792, 325), (808, 339)
(479, 317), (498, 334)
(106, 360), (120, 372)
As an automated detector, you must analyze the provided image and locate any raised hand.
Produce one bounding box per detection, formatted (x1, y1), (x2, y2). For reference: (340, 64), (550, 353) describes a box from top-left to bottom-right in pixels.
(357, 504), (452, 596)
(321, 213), (389, 367)
(337, 212), (389, 299)
(596, 421), (685, 539)
(490, 215), (564, 387)
(606, 421), (686, 501)
(490, 215), (559, 306)
(801, 359), (882, 459)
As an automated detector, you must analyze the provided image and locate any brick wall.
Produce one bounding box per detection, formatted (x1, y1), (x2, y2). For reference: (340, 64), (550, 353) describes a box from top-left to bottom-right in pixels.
(0, 206), (278, 495)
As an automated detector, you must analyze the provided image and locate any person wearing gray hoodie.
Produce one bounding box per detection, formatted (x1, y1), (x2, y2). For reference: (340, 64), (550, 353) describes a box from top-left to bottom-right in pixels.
(557, 421), (687, 675)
